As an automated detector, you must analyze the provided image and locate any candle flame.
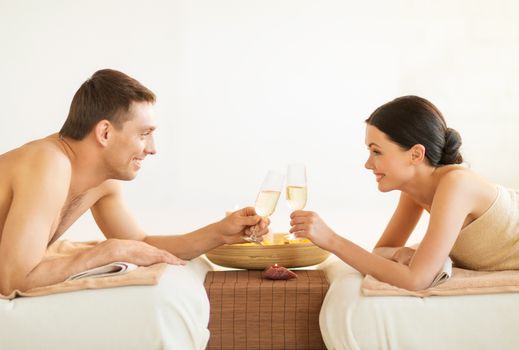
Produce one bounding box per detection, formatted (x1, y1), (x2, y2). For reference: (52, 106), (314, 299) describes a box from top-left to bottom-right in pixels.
(274, 263), (278, 267)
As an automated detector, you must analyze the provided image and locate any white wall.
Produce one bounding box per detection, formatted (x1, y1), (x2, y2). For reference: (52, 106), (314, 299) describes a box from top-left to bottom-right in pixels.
(1, 0), (518, 249)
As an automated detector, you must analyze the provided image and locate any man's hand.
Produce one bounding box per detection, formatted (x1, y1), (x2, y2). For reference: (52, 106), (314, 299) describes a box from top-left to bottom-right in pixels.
(94, 239), (186, 266)
(217, 207), (270, 244)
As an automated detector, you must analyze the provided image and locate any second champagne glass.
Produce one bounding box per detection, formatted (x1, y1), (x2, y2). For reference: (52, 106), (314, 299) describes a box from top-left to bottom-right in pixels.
(286, 163), (307, 240)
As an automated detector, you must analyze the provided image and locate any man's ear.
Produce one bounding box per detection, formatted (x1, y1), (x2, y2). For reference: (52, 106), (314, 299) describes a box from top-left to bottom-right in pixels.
(410, 144), (426, 164)
(94, 120), (112, 147)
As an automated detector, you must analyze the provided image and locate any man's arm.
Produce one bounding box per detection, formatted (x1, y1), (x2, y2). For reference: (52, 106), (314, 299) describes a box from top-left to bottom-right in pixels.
(144, 208), (266, 260)
(91, 181), (268, 260)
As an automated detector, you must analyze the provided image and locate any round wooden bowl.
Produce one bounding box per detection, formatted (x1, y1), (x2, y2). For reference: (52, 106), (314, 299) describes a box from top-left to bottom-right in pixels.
(205, 242), (330, 270)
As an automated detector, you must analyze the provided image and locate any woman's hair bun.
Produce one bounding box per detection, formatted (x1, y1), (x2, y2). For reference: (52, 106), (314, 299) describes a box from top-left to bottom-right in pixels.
(440, 128), (463, 165)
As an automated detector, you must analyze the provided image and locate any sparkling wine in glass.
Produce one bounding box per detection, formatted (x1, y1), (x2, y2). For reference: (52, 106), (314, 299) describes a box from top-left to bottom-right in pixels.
(255, 190), (281, 217)
(246, 170), (284, 243)
(286, 163), (307, 240)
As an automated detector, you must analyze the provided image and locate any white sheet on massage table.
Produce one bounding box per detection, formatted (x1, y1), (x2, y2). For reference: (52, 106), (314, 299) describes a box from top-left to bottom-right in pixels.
(0, 257), (212, 350)
(319, 257), (519, 350)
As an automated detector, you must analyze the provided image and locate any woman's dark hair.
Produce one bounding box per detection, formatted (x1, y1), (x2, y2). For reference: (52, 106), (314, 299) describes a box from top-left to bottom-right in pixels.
(365, 95), (463, 166)
(60, 69), (156, 140)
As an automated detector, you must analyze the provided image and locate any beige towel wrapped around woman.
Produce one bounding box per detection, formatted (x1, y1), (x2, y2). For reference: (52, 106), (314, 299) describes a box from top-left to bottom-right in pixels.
(450, 185), (519, 270)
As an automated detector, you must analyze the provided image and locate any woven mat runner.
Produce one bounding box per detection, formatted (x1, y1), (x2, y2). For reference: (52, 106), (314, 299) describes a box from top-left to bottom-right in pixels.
(204, 270), (329, 350)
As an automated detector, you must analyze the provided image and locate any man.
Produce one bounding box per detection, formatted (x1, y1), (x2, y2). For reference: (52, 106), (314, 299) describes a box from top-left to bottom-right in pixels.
(0, 69), (268, 295)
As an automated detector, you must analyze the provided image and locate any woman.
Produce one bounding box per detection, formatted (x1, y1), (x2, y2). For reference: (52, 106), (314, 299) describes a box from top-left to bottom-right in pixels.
(290, 95), (519, 290)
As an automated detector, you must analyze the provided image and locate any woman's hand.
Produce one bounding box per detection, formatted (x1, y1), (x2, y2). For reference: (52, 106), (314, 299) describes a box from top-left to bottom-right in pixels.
(217, 207), (270, 244)
(289, 210), (337, 250)
(390, 246), (416, 265)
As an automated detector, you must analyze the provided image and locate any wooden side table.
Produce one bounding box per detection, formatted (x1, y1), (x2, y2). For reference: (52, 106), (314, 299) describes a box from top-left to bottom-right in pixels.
(204, 270), (329, 350)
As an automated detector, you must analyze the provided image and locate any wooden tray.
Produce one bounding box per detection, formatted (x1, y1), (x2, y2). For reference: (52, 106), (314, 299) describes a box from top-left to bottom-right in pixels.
(205, 242), (330, 270)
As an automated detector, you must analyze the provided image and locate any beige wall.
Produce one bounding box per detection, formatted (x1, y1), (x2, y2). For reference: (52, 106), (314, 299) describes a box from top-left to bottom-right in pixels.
(1, 0), (518, 248)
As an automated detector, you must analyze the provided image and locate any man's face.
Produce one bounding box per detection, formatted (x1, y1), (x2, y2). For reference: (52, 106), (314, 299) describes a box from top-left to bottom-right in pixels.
(106, 101), (157, 180)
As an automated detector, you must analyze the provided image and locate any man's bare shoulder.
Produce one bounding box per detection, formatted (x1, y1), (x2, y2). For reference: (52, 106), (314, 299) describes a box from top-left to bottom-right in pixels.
(1, 135), (72, 187)
(15, 136), (69, 166)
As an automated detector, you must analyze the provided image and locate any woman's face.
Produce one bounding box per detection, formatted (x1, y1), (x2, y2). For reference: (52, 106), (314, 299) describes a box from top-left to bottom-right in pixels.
(364, 125), (415, 192)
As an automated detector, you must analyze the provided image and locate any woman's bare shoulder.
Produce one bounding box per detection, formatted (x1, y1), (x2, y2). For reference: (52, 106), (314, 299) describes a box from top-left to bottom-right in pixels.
(437, 165), (493, 189)
(435, 165), (497, 217)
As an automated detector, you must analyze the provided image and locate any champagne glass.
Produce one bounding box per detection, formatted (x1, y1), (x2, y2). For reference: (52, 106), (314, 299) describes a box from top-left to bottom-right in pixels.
(245, 170), (284, 244)
(286, 163), (307, 240)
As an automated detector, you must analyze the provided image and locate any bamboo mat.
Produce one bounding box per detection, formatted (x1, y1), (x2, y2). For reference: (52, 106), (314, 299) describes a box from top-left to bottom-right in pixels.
(204, 270), (329, 350)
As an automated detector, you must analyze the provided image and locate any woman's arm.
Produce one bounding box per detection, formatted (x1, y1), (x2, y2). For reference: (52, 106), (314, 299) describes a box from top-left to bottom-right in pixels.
(371, 192), (423, 260)
(290, 172), (473, 290)
(373, 192), (424, 250)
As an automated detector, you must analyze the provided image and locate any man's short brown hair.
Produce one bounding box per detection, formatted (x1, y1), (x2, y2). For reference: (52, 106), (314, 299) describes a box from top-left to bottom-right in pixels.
(59, 69), (156, 140)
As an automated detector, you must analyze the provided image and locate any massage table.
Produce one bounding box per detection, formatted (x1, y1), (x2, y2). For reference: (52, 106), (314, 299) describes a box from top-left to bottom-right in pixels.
(0, 257), (212, 350)
(319, 257), (519, 350)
